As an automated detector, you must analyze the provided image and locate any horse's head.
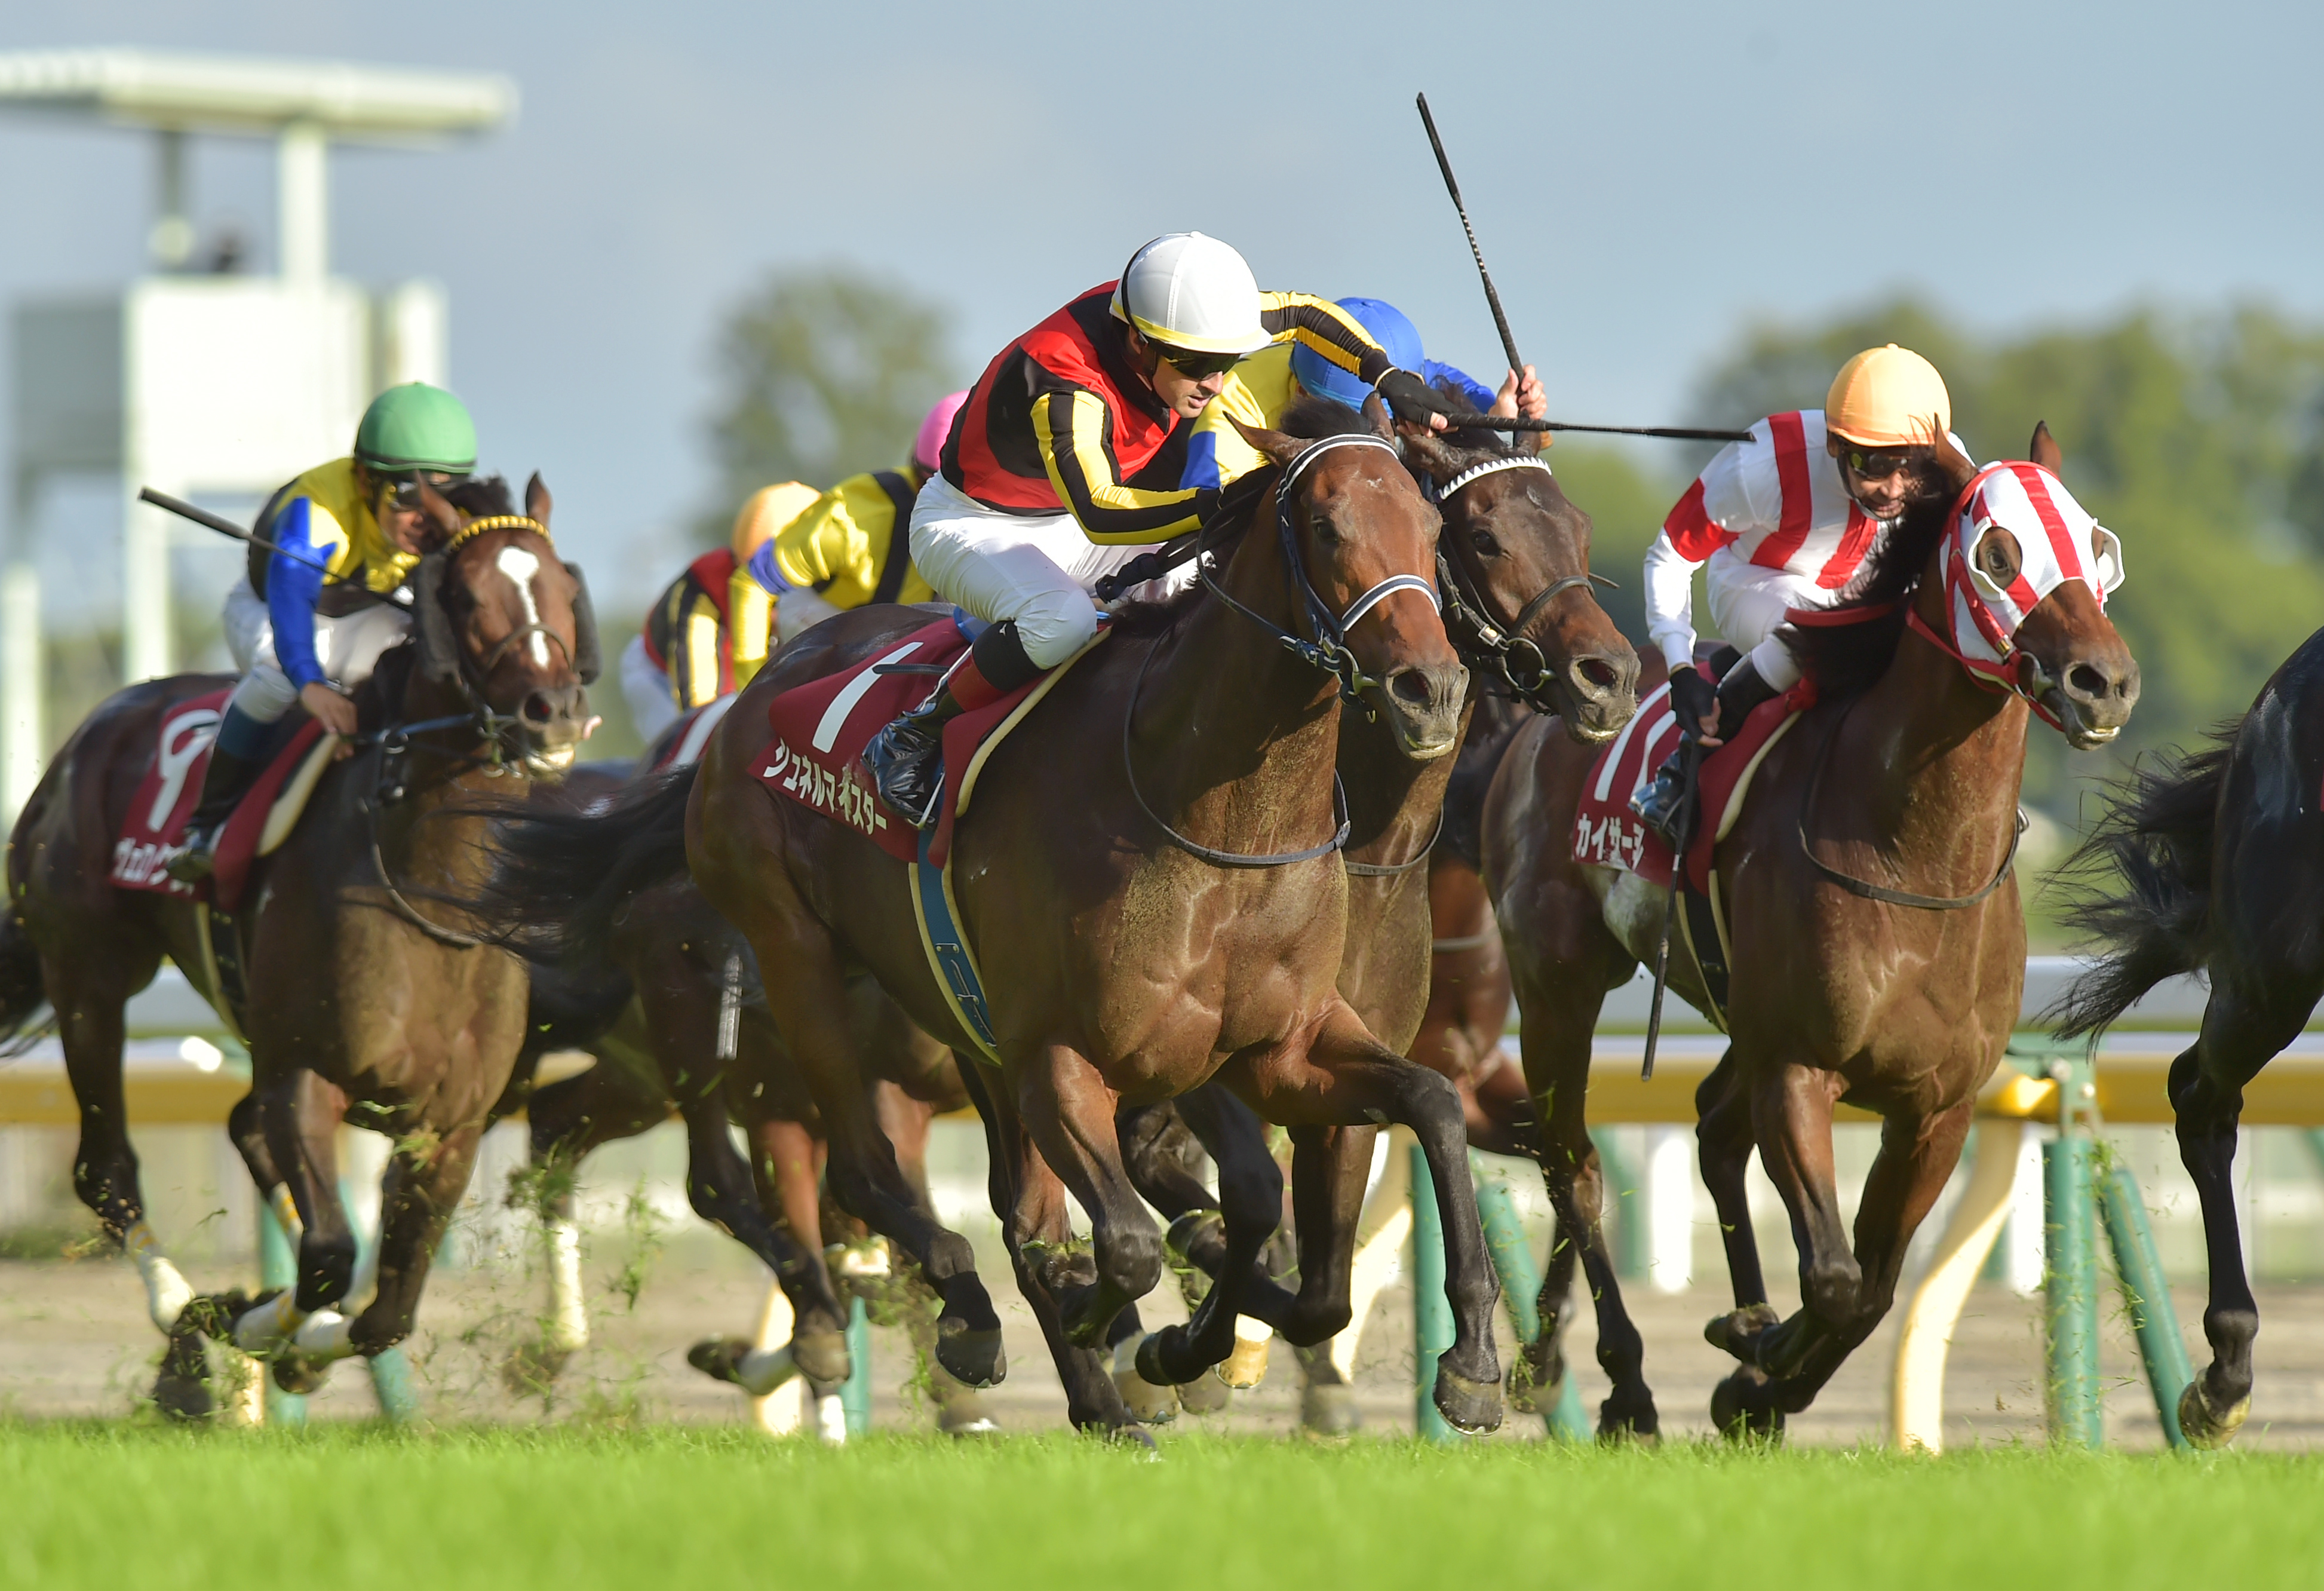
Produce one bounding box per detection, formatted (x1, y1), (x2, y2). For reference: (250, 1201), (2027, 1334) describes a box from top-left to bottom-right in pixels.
(412, 473), (601, 774)
(1229, 399), (1468, 759)
(1401, 428), (1641, 743)
(1922, 424), (2138, 749)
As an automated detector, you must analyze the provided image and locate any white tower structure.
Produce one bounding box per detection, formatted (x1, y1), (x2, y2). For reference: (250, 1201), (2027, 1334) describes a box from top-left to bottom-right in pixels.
(0, 50), (515, 820)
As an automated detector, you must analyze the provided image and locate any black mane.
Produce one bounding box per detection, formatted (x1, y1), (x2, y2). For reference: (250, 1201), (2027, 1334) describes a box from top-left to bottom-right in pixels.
(1781, 485), (1957, 700)
(443, 474), (515, 519)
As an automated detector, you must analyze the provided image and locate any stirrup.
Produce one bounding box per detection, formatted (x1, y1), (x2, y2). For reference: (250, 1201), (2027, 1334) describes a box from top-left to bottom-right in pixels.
(164, 827), (221, 884)
(1629, 767), (1692, 851)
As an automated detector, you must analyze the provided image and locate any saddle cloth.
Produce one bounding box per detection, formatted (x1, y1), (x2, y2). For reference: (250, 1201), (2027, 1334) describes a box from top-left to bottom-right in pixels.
(757, 612), (1103, 869)
(647, 694), (736, 773)
(110, 689), (334, 913)
(1571, 669), (1808, 892)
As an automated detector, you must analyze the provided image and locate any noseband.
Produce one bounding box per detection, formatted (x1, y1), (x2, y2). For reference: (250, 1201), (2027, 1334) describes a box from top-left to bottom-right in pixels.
(1427, 455), (1608, 713)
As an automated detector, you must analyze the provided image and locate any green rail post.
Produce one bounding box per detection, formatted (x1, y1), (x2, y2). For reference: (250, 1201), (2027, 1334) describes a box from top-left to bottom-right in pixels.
(2096, 1160), (2194, 1448)
(1588, 1129), (1648, 1280)
(1473, 1157), (1588, 1441)
(337, 1174), (422, 1423)
(1410, 1141), (1455, 1442)
(256, 1200), (306, 1427)
(840, 1296), (873, 1436)
(2043, 1128), (2102, 1448)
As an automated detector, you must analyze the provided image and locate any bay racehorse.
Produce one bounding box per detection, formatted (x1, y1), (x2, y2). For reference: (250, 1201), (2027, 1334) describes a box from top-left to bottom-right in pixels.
(0, 476), (631, 1403)
(1482, 425), (2138, 1437)
(486, 399), (1510, 1439)
(2047, 624), (2324, 1446)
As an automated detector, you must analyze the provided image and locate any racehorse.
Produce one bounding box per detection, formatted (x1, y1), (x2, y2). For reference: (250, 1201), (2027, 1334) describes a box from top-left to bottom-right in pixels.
(485, 399), (1509, 1439)
(1482, 425), (2138, 1437)
(2048, 624), (2324, 1446)
(0, 476), (636, 1401)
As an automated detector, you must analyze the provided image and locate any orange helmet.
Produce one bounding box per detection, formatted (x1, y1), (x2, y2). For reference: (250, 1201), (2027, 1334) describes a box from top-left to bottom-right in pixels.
(1825, 345), (1951, 447)
(731, 481), (821, 562)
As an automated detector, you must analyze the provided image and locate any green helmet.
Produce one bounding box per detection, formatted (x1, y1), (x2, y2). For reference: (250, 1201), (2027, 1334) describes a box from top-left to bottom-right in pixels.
(354, 382), (477, 476)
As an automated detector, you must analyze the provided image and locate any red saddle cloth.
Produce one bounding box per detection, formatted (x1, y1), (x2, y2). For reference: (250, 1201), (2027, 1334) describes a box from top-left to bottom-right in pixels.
(110, 689), (328, 912)
(1571, 668), (1809, 892)
(756, 614), (1051, 868)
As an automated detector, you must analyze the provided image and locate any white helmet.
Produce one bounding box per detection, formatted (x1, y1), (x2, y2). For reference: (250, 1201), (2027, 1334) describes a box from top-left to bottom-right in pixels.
(1109, 232), (1271, 357)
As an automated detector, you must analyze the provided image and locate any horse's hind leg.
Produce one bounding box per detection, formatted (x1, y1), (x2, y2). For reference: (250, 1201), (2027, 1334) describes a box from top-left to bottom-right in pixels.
(1010, 1041), (1162, 1354)
(2171, 970), (2319, 1446)
(1697, 1047), (1780, 1354)
(1135, 1083), (1290, 1385)
(349, 1120), (483, 1357)
(954, 1054), (1132, 1434)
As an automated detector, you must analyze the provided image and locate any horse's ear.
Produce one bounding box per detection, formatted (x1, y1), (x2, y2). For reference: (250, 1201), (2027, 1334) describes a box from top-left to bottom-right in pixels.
(2028, 422), (2063, 475)
(525, 471), (552, 528)
(1928, 417), (1978, 493)
(1400, 427), (1460, 482)
(414, 476), (464, 543)
(1227, 414), (1306, 468)
(1361, 391), (1395, 444)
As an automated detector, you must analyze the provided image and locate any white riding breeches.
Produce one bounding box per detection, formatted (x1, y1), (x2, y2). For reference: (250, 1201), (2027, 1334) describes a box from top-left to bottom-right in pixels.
(618, 633), (683, 746)
(1702, 554), (1831, 692)
(908, 474), (1194, 669)
(221, 577), (411, 724)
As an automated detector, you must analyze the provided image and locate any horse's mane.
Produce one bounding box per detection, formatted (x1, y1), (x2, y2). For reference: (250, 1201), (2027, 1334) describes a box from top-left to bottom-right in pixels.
(348, 474), (523, 721)
(1106, 398), (1384, 639)
(442, 474), (514, 520)
(1781, 483), (1957, 700)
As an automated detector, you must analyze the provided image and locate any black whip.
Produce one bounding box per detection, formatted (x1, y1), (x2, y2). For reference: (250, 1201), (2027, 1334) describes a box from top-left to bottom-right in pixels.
(1641, 740), (1703, 1082)
(138, 486), (410, 611)
(1417, 92), (1525, 378)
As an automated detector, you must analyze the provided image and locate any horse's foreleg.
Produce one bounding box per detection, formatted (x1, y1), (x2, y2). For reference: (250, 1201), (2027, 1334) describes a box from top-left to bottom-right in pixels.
(1252, 1008), (1503, 1436)
(348, 1119), (481, 1357)
(2170, 970), (2316, 1446)
(1137, 1083), (1289, 1384)
(954, 1056), (1129, 1432)
(1696, 1047), (1779, 1355)
(1011, 1041), (1161, 1353)
(267, 1068), (356, 1312)
(1728, 1060), (1851, 1396)
(1279, 1124), (1373, 1346)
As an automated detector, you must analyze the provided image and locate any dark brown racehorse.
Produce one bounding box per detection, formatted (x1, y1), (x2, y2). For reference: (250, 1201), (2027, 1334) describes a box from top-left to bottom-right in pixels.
(1482, 427), (2139, 1437)
(0, 476), (625, 1400)
(486, 400), (1511, 1439)
(2048, 624), (2324, 1446)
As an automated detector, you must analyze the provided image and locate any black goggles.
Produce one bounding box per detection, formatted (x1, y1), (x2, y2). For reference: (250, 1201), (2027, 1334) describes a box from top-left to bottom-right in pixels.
(1838, 443), (1928, 480)
(1152, 344), (1244, 381)
(381, 471), (471, 511)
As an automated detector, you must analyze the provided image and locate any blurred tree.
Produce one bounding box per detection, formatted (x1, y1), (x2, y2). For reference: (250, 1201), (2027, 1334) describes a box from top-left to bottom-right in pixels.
(1684, 298), (2324, 815)
(1545, 443), (1676, 645)
(700, 266), (961, 545)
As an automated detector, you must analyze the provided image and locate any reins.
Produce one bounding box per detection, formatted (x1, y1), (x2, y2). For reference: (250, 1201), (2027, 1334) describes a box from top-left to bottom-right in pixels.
(1123, 433), (1430, 870)
(1795, 692), (2027, 911)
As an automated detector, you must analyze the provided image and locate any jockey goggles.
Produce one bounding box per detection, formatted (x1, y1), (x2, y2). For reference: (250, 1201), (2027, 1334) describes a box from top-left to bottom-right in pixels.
(1150, 343), (1244, 381)
(380, 470), (472, 511)
(1838, 443), (1929, 482)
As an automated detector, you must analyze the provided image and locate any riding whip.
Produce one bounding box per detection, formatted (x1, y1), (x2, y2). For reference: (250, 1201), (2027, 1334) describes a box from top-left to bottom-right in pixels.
(137, 487), (412, 611)
(1417, 92), (1525, 379)
(1641, 738), (1702, 1082)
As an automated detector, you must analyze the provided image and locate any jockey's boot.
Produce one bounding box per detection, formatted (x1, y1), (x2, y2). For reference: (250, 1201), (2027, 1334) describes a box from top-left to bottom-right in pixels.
(861, 621), (1044, 829)
(164, 742), (263, 884)
(1630, 658), (1779, 851)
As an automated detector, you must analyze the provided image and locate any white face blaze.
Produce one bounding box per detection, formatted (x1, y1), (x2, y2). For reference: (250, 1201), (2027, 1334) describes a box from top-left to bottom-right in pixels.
(493, 545), (551, 669)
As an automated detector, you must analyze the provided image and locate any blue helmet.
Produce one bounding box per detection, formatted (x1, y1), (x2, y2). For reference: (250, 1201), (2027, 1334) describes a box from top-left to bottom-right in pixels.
(1291, 298), (1423, 411)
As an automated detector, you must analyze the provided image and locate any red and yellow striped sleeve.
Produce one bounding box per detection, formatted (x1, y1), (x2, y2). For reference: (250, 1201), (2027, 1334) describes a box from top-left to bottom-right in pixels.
(1032, 388), (1215, 545)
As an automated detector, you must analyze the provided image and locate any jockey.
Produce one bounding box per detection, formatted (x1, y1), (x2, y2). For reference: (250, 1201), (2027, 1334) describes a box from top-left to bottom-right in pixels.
(863, 232), (1460, 825)
(619, 482), (819, 745)
(1181, 296), (1545, 492)
(166, 382), (475, 884)
(739, 390), (971, 659)
(1629, 344), (1964, 846)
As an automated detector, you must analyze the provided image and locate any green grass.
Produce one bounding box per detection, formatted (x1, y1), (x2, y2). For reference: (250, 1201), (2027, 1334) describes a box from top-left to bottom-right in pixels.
(3, 1423), (2320, 1590)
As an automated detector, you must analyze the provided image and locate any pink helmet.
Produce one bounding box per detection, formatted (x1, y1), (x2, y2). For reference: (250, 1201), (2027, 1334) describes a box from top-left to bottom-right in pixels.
(913, 391), (971, 473)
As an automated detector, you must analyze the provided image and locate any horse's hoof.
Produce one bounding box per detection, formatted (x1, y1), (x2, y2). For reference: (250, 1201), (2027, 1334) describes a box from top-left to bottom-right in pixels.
(1219, 1328), (1269, 1390)
(271, 1354), (331, 1396)
(1300, 1381), (1361, 1440)
(1175, 1373), (1230, 1415)
(1114, 1336), (1178, 1425)
(2177, 1379), (2251, 1450)
(687, 1337), (752, 1384)
(1509, 1336), (1562, 1414)
(790, 1331), (851, 1387)
(1433, 1367), (1504, 1435)
(1703, 1303), (1783, 1362)
(1711, 1368), (1786, 1444)
(935, 1320), (1006, 1389)
(1107, 1423), (1163, 1459)
(151, 1365), (213, 1423)
(937, 1393), (1001, 1439)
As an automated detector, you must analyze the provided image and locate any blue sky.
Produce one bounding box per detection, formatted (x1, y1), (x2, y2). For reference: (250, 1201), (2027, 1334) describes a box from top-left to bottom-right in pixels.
(5, 0), (2320, 619)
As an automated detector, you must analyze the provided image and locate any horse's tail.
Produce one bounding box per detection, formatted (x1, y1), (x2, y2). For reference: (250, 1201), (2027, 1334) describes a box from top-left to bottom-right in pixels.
(479, 764), (700, 962)
(0, 896), (50, 1054)
(2044, 732), (2234, 1038)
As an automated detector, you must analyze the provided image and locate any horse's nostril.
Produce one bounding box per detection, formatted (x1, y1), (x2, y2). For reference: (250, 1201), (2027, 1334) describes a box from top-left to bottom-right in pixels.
(524, 695), (554, 722)
(1579, 658), (1619, 690)
(2067, 664), (2108, 698)
(1392, 670), (1432, 705)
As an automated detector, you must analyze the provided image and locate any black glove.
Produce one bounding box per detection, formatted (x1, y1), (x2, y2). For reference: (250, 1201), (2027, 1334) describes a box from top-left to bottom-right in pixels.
(1373, 368), (1454, 426)
(1668, 666), (1718, 740)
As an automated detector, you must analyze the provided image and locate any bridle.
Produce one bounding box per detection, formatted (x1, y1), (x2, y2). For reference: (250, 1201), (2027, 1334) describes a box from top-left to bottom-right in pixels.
(1427, 455), (1611, 714)
(1125, 433), (1439, 869)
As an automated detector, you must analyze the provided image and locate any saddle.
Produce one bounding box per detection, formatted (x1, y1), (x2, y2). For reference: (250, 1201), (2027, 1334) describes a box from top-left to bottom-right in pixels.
(111, 689), (336, 913)
(1572, 671), (1810, 1023)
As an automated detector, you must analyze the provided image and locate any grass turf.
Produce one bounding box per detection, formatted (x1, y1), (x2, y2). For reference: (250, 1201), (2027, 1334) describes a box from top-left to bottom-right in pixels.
(3, 1421), (2317, 1589)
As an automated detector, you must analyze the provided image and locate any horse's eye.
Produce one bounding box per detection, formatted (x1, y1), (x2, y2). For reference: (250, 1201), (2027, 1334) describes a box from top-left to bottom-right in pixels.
(1313, 516), (1341, 545)
(1471, 528), (1502, 557)
(1978, 529), (2020, 584)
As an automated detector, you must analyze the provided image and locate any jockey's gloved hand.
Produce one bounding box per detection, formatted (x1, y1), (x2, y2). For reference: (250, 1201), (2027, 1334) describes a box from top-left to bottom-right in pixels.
(1668, 666), (1718, 740)
(1374, 368), (1455, 427)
